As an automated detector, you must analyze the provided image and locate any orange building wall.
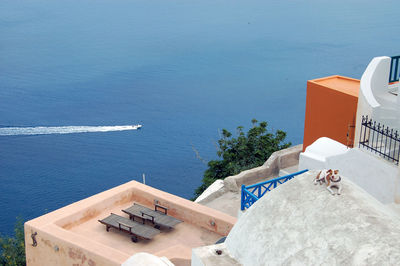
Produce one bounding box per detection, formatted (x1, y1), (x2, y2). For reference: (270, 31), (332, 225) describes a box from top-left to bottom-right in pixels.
(303, 75), (359, 151)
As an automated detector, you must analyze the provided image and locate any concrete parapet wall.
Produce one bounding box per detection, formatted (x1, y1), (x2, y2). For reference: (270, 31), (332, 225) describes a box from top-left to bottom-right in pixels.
(195, 145), (302, 205)
(25, 181), (237, 266)
(195, 180), (226, 205)
(50, 181), (236, 236)
(25, 222), (124, 266)
(223, 144), (303, 192)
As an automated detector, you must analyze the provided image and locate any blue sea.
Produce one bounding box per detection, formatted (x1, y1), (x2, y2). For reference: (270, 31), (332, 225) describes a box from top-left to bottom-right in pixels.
(1, 0), (399, 236)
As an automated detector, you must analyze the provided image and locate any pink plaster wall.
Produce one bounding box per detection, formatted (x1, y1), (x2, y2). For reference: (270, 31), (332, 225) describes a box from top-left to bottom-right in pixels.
(25, 181), (237, 266)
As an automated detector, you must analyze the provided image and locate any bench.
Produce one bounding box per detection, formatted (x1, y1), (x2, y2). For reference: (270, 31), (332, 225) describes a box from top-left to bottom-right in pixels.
(98, 213), (160, 242)
(122, 203), (182, 229)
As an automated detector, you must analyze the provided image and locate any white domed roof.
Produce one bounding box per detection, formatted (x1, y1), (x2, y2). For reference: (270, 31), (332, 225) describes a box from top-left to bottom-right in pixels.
(225, 170), (400, 265)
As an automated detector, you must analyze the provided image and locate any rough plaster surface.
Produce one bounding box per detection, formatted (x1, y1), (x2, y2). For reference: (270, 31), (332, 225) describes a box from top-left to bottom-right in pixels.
(300, 137), (348, 161)
(225, 171), (400, 266)
(223, 144), (303, 192)
(195, 180), (225, 204)
(192, 243), (241, 266)
(299, 137), (398, 204)
(122, 252), (173, 266)
(202, 191), (241, 218)
(386, 202), (400, 219)
(193, 145), (303, 218)
(195, 145), (303, 217)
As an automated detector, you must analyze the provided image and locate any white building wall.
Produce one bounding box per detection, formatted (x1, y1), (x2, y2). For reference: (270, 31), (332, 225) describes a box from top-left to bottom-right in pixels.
(355, 56), (397, 146)
(351, 55), (400, 203)
(300, 137), (398, 204)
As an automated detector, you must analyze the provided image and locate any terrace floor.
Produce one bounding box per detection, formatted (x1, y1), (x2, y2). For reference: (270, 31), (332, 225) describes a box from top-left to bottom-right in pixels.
(67, 201), (222, 264)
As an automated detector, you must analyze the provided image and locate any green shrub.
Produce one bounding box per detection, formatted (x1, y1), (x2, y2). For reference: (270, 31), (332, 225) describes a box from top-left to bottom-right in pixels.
(193, 119), (291, 199)
(0, 218), (26, 266)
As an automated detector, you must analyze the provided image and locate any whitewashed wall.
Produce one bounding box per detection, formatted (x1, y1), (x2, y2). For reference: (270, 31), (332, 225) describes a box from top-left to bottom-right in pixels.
(355, 56), (397, 146)
(300, 137), (398, 204)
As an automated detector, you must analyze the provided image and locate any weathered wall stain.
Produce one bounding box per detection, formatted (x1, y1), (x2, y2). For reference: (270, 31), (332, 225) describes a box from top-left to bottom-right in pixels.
(41, 238), (52, 248)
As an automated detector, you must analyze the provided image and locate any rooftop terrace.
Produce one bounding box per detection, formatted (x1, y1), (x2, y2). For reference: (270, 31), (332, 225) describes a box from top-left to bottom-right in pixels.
(25, 181), (236, 266)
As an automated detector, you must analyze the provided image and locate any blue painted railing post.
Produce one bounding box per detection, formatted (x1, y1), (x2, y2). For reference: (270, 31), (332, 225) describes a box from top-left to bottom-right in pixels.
(241, 184), (245, 211)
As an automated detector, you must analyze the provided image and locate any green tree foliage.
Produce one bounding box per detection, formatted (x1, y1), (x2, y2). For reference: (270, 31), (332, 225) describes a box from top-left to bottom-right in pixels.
(0, 218), (26, 266)
(193, 119), (291, 198)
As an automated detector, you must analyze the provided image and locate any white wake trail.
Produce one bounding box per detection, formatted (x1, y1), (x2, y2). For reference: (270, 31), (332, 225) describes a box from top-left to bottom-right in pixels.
(0, 125), (142, 136)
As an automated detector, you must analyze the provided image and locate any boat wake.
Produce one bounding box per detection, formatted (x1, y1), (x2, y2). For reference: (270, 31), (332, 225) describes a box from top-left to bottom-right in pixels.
(0, 125), (142, 136)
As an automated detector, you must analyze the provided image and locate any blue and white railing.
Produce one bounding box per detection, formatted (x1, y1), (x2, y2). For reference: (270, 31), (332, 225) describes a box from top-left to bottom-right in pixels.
(389, 55), (400, 83)
(240, 169), (308, 210)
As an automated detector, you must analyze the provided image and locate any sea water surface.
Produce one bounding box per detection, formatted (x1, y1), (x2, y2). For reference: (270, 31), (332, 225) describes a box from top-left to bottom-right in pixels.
(1, 0), (399, 235)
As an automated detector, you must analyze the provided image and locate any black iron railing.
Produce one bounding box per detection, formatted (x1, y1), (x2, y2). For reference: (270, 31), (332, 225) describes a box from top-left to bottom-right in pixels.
(359, 115), (400, 164)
